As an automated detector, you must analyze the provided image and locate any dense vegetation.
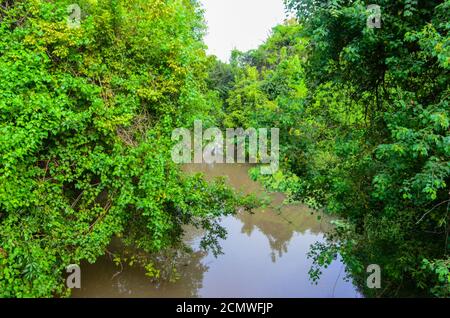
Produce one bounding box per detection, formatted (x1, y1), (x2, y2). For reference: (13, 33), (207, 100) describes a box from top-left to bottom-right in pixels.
(0, 0), (254, 297)
(207, 0), (449, 297)
(1, 0), (448, 298)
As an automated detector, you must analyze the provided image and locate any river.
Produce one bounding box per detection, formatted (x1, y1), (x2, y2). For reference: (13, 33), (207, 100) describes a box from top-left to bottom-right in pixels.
(72, 163), (362, 298)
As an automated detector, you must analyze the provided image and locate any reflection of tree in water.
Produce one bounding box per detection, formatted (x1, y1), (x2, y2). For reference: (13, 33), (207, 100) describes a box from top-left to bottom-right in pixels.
(171, 250), (208, 298)
(125, 248), (209, 298)
(240, 212), (292, 261)
(183, 163), (332, 263)
(238, 203), (331, 262)
(73, 241), (210, 298)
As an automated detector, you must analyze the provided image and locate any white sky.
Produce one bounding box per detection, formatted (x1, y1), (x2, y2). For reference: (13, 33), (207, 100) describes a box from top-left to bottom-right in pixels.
(200, 0), (287, 62)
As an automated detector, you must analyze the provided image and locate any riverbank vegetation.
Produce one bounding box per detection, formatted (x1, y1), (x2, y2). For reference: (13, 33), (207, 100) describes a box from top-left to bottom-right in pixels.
(207, 0), (449, 297)
(0, 0), (255, 297)
(0, 0), (448, 298)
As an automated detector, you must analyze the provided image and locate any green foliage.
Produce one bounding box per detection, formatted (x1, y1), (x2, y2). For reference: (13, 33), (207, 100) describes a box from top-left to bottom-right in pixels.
(0, 0), (253, 297)
(421, 258), (450, 297)
(217, 1), (449, 297)
(281, 0), (449, 297)
(2, 0), (448, 298)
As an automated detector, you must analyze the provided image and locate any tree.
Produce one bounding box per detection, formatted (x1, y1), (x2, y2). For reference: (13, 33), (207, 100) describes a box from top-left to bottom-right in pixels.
(282, 0), (450, 296)
(0, 0), (254, 297)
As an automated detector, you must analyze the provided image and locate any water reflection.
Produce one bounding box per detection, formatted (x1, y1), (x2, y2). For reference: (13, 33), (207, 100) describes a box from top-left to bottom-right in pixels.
(73, 164), (361, 298)
(185, 163), (332, 263)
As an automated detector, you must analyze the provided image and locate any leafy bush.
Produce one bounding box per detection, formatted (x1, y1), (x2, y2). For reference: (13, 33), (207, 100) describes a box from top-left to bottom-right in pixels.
(0, 0), (254, 297)
(213, 1), (449, 296)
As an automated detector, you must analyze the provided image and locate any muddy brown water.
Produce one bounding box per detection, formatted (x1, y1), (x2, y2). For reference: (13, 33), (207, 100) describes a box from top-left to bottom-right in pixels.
(72, 163), (362, 298)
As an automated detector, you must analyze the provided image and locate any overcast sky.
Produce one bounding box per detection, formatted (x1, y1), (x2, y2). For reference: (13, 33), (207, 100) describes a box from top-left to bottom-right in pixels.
(200, 0), (287, 62)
